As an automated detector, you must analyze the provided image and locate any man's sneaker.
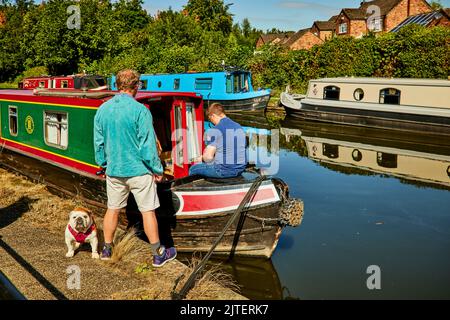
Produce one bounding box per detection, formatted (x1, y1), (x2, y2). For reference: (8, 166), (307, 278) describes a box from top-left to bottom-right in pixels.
(152, 246), (177, 268)
(100, 245), (112, 261)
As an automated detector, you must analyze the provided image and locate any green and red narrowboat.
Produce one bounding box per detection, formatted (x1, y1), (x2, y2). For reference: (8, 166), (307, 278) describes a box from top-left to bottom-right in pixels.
(0, 89), (302, 258)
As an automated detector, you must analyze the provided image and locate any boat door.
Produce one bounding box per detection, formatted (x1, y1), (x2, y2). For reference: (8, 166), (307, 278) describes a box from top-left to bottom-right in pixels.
(170, 99), (203, 178)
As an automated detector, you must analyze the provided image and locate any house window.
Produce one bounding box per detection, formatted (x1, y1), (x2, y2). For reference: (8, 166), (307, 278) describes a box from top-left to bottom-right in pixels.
(44, 111), (68, 149)
(61, 80), (69, 88)
(8, 106), (18, 136)
(173, 79), (180, 90)
(353, 88), (364, 101)
(371, 18), (383, 32)
(380, 88), (401, 105)
(338, 23), (348, 34)
(195, 78), (213, 90)
(174, 106), (183, 167)
(324, 86), (340, 100)
(186, 103), (200, 162)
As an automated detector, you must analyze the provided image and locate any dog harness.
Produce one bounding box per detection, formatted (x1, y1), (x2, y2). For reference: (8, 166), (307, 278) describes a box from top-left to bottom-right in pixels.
(68, 223), (96, 244)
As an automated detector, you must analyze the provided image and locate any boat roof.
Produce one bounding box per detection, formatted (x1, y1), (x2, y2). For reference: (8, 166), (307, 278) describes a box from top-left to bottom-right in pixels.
(310, 77), (450, 86)
(0, 89), (203, 102)
(135, 70), (250, 77)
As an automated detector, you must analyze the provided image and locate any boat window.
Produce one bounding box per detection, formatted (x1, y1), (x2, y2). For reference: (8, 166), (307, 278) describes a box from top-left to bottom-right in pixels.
(139, 80), (148, 90)
(323, 143), (339, 159)
(352, 149), (362, 162)
(323, 86), (340, 100)
(8, 106), (18, 136)
(174, 106), (184, 167)
(226, 75), (232, 93)
(195, 78), (213, 90)
(186, 103), (200, 162)
(39, 81), (45, 88)
(447, 165), (450, 178)
(157, 81), (162, 88)
(61, 80), (69, 88)
(353, 88), (364, 101)
(174, 79), (180, 90)
(377, 152), (397, 168)
(233, 74), (241, 93)
(44, 111), (68, 149)
(380, 88), (401, 105)
(96, 77), (106, 87)
(87, 79), (98, 89)
(242, 73), (249, 92)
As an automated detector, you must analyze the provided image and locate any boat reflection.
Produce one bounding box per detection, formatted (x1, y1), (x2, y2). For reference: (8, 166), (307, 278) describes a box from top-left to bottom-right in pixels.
(228, 112), (450, 190)
(284, 119), (450, 190)
(178, 254), (284, 300)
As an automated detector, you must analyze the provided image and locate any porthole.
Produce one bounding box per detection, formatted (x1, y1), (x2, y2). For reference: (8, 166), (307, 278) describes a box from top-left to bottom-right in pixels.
(353, 88), (364, 101)
(352, 149), (362, 162)
(158, 81), (162, 88)
(447, 165), (450, 178)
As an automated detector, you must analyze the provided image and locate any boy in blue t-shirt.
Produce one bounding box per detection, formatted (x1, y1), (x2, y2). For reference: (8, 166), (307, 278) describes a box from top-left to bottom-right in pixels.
(189, 103), (247, 178)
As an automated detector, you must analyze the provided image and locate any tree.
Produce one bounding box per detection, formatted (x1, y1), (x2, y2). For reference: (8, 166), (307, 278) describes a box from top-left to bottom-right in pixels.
(184, 0), (233, 35)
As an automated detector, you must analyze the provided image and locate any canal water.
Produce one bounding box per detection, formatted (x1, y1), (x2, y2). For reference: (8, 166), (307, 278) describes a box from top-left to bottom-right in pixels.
(206, 111), (450, 300)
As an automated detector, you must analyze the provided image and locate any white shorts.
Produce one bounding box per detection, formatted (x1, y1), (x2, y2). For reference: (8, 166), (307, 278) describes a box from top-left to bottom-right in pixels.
(106, 174), (160, 212)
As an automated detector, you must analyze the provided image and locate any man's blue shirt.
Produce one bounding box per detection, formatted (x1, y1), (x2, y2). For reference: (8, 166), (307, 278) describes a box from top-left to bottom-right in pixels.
(93, 93), (163, 177)
(206, 117), (247, 176)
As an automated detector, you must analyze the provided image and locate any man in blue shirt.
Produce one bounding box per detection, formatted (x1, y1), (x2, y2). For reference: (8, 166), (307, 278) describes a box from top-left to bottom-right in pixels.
(189, 103), (247, 178)
(94, 69), (176, 267)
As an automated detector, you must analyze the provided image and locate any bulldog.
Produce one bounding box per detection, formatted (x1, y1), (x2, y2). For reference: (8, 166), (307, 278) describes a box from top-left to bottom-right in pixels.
(65, 207), (99, 259)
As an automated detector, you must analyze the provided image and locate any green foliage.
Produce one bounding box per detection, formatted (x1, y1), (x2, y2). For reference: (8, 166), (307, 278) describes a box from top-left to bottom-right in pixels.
(184, 0), (233, 35)
(249, 25), (450, 92)
(0, 1), (448, 90)
(14, 65), (48, 83)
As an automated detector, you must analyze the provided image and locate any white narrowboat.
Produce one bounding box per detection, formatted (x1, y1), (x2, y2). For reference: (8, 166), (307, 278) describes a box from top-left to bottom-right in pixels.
(284, 78), (450, 134)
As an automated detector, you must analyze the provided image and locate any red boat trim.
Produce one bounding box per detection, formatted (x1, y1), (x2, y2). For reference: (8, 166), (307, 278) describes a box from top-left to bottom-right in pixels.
(0, 137), (100, 177)
(174, 184), (280, 216)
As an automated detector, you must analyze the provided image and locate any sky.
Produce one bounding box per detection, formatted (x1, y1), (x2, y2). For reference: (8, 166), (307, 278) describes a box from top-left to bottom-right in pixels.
(143, 0), (450, 32)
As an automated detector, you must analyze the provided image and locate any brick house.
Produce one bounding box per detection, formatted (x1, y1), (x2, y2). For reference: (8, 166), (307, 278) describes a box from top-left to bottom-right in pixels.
(0, 10), (6, 27)
(311, 16), (336, 41)
(335, 0), (433, 37)
(256, 32), (294, 48)
(283, 28), (323, 50)
(392, 8), (450, 31)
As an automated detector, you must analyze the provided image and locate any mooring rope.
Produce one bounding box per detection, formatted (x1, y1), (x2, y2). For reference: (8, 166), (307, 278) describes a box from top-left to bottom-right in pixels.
(171, 175), (266, 300)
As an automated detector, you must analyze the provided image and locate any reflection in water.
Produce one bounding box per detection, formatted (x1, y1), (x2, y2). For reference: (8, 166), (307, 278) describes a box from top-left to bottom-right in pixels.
(225, 112), (450, 299)
(178, 254), (285, 300)
(228, 112), (450, 190)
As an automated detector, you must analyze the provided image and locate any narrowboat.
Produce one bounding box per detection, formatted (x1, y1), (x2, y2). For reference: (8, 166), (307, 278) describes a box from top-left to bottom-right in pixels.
(0, 89), (303, 258)
(279, 86), (305, 110)
(18, 74), (107, 91)
(283, 77), (450, 135)
(109, 70), (271, 112)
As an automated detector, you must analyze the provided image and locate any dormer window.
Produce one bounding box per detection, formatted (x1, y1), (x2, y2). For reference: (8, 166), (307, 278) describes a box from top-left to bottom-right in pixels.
(339, 23), (348, 34)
